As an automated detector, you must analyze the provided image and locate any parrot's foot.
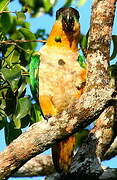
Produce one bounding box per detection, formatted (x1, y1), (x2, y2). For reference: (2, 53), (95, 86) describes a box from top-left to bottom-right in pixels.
(43, 115), (52, 121)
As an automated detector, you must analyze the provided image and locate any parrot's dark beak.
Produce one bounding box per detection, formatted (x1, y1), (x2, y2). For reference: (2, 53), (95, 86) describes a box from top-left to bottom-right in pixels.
(62, 14), (74, 32)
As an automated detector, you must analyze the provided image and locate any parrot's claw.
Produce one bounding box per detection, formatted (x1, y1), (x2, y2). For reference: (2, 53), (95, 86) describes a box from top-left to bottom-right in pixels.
(43, 115), (52, 121)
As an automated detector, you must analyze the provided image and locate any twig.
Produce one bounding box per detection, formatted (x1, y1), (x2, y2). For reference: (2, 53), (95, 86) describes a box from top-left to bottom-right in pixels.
(0, 39), (47, 45)
(0, 11), (17, 14)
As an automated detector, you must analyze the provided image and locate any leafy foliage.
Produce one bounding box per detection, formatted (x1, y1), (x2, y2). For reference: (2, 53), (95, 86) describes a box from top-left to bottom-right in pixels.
(19, 0), (58, 16)
(0, 0), (55, 145)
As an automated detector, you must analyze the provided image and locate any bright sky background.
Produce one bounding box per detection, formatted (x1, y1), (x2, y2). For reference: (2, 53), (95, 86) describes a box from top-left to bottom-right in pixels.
(0, 0), (117, 180)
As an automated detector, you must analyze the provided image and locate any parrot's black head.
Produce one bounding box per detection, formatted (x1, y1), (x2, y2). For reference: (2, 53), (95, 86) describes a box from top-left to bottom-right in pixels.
(56, 7), (80, 32)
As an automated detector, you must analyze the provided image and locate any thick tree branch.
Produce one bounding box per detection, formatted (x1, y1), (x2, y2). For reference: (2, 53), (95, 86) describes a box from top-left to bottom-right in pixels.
(12, 155), (55, 177)
(0, 0), (116, 179)
(11, 154), (117, 180)
(91, 107), (116, 160)
(104, 136), (117, 160)
(45, 167), (117, 180)
(99, 167), (117, 180)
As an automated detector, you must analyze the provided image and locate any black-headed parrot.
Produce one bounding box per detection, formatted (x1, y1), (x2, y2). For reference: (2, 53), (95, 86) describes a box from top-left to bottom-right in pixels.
(29, 7), (87, 174)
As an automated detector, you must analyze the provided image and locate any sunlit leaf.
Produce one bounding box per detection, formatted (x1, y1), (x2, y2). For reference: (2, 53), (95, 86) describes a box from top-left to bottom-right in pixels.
(43, 0), (52, 12)
(19, 27), (36, 49)
(77, 54), (86, 69)
(1, 65), (21, 91)
(0, 89), (8, 118)
(0, 0), (10, 11)
(4, 45), (20, 66)
(43, 0), (57, 13)
(18, 80), (27, 98)
(63, 0), (73, 7)
(22, 22), (30, 29)
(16, 12), (26, 25)
(78, 0), (87, 6)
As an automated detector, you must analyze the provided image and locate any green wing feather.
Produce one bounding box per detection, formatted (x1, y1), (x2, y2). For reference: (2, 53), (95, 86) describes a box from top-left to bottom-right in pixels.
(29, 54), (43, 121)
(77, 54), (86, 69)
(29, 54), (40, 102)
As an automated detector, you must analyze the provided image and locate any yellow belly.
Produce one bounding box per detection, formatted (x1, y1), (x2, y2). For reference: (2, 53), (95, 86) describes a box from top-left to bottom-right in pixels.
(38, 45), (86, 173)
(39, 45), (85, 114)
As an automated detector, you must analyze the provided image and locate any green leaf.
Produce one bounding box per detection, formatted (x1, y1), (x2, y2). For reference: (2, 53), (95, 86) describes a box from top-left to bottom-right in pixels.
(110, 63), (117, 78)
(4, 88), (16, 116)
(19, 27), (36, 49)
(21, 114), (30, 128)
(16, 12), (26, 25)
(30, 103), (42, 123)
(111, 35), (117, 60)
(22, 22), (30, 29)
(35, 29), (48, 40)
(43, 0), (57, 15)
(18, 80), (27, 98)
(43, 0), (56, 12)
(10, 28), (23, 40)
(20, 0), (35, 9)
(4, 45), (20, 66)
(79, 33), (89, 50)
(77, 54), (86, 69)
(1, 65), (21, 91)
(63, 0), (73, 7)
(0, 89), (8, 117)
(78, 0), (87, 6)
(0, 105), (5, 118)
(0, 13), (12, 32)
(5, 121), (22, 145)
(33, 103), (42, 122)
(0, 0), (10, 11)
(13, 96), (31, 129)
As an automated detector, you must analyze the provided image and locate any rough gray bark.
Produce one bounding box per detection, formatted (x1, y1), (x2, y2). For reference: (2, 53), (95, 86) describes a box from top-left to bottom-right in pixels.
(0, 0), (117, 179)
(11, 155), (117, 180)
(12, 155), (55, 177)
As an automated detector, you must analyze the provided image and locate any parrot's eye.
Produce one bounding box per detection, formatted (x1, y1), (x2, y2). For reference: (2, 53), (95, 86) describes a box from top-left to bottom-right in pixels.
(58, 59), (65, 65)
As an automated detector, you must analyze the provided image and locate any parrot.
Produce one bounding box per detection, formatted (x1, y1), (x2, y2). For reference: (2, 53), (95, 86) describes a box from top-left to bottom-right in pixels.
(29, 7), (86, 174)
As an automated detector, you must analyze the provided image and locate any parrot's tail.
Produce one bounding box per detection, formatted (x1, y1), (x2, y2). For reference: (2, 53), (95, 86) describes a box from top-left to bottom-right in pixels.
(52, 135), (76, 173)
